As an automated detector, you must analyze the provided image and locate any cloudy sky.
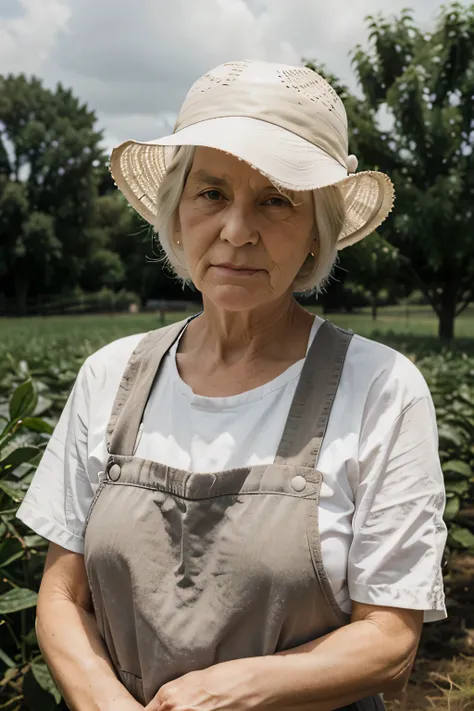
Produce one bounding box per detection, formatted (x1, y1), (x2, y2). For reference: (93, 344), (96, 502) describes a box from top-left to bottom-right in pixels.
(0, 0), (461, 153)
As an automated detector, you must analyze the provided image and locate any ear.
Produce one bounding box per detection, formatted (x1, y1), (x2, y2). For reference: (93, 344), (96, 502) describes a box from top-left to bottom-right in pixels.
(173, 217), (182, 247)
(310, 230), (319, 257)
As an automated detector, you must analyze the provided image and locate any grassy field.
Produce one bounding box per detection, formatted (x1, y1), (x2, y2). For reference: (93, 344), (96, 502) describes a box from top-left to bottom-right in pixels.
(1, 305), (474, 356)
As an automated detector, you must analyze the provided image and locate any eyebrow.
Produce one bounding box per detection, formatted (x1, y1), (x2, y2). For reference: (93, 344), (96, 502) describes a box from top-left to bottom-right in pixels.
(190, 170), (230, 187)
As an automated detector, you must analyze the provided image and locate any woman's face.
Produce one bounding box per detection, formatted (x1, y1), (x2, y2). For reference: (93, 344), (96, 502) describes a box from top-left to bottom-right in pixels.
(177, 147), (316, 312)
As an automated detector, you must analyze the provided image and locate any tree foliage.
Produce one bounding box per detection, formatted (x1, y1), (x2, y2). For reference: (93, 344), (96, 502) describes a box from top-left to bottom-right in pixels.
(343, 233), (400, 319)
(0, 75), (124, 313)
(0, 74), (194, 314)
(308, 2), (474, 340)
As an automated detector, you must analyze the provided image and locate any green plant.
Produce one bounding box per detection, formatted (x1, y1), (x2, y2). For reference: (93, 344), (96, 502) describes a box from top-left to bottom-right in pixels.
(0, 380), (62, 709)
(419, 352), (474, 554)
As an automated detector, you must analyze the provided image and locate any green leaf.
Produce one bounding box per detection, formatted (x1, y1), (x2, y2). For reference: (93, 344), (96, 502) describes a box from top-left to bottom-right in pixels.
(0, 648), (16, 669)
(0, 480), (25, 503)
(31, 662), (61, 704)
(438, 425), (464, 448)
(442, 459), (472, 477)
(26, 451), (44, 469)
(0, 508), (18, 520)
(450, 527), (474, 551)
(0, 446), (41, 472)
(0, 547), (25, 567)
(0, 427), (16, 449)
(458, 393), (474, 407)
(445, 416), (474, 437)
(444, 496), (460, 521)
(23, 534), (48, 549)
(23, 667), (59, 711)
(9, 380), (38, 422)
(21, 417), (54, 435)
(33, 396), (54, 418)
(0, 587), (38, 613)
(445, 479), (470, 495)
(23, 626), (38, 647)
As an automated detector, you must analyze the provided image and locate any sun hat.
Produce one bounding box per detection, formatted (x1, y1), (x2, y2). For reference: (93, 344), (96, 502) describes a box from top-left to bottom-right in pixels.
(110, 60), (394, 249)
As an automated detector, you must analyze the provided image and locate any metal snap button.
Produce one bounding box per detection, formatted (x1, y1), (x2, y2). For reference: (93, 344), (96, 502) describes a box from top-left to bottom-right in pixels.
(108, 463), (121, 481)
(291, 475), (307, 492)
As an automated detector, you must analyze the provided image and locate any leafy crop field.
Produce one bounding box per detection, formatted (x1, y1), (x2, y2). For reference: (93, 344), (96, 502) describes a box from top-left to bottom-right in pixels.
(0, 310), (473, 710)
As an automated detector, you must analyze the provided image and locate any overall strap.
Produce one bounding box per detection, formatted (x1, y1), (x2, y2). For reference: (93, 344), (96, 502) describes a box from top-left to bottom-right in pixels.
(274, 320), (353, 469)
(107, 318), (189, 456)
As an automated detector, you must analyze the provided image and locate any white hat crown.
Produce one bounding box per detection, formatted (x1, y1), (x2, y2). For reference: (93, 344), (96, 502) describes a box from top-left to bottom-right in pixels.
(177, 60), (350, 170)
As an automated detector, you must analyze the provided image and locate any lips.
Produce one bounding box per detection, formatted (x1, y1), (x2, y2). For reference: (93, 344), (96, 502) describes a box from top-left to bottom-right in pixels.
(211, 263), (264, 278)
(214, 262), (261, 271)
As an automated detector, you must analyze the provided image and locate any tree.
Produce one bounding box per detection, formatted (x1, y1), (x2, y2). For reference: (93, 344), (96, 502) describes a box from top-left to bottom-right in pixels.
(307, 2), (474, 341)
(103, 192), (197, 304)
(344, 233), (400, 320)
(0, 74), (106, 313)
(0, 178), (62, 313)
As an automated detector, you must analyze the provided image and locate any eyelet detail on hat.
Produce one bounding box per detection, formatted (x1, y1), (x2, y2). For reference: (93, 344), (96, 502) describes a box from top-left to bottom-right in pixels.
(277, 67), (347, 127)
(187, 61), (250, 97)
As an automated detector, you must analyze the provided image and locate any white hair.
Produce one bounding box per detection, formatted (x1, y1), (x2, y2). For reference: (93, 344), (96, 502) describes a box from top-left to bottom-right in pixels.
(153, 146), (344, 294)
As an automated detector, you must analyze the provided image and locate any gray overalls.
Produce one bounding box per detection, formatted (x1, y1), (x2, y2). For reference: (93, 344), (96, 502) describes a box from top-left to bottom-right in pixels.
(84, 318), (386, 710)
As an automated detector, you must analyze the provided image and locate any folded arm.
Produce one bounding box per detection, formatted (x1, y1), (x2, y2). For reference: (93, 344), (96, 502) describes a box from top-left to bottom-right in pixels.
(268, 601), (423, 709)
(36, 542), (143, 711)
(146, 602), (422, 711)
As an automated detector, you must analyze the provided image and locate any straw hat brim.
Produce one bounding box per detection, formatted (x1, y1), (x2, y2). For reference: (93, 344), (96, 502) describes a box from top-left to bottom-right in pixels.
(109, 116), (394, 249)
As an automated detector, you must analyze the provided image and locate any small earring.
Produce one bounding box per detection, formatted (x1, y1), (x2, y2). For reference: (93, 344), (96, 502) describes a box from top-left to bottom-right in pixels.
(310, 252), (315, 257)
(176, 239), (181, 246)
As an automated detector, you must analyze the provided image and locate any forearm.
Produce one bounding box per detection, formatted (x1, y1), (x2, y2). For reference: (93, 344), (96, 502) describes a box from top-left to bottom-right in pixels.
(252, 618), (415, 710)
(36, 596), (143, 711)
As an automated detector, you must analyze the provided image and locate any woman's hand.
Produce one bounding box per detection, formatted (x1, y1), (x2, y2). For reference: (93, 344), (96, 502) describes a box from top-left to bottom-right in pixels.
(144, 658), (267, 711)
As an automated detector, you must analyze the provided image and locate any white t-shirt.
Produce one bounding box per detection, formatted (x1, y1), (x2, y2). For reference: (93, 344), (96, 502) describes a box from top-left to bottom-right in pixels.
(17, 316), (448, 622)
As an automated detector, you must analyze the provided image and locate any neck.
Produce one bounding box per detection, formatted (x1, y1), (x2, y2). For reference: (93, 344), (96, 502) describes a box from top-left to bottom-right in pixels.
(186, 293), (314, 363)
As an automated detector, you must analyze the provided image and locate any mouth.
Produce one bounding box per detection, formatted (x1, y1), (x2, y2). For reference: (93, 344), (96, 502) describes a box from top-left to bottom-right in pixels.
(212, 263), (265, 276)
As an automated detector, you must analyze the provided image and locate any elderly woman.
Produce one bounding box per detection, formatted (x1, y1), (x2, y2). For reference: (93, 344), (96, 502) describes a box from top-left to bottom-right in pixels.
(17, 60), (447, 711)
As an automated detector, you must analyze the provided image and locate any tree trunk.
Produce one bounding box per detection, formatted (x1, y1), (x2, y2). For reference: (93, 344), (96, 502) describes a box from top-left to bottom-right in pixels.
(14, 272), (30, 316)
(371, 298), (377, 321)
(438, 287), (456, 343)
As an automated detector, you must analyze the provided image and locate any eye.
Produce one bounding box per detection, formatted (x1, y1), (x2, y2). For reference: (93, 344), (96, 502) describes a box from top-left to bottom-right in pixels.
(263, 196), (291, 207)
(201, 189), (224, 202)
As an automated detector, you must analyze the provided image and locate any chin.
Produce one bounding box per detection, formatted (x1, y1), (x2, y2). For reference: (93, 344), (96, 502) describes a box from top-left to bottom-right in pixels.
(204, 284), (270, 312)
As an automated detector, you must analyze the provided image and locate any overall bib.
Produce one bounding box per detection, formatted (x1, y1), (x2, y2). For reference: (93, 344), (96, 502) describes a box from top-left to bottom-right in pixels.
(84, 318), (386, 710)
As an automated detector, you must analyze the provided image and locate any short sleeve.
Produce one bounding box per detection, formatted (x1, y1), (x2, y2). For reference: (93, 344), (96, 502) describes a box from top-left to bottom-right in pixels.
(16, 360), (95, 554)
(348, 366), (448, 623)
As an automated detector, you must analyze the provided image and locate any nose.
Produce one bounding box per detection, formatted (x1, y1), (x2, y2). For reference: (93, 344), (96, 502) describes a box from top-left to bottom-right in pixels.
(219, 202), (259, 247)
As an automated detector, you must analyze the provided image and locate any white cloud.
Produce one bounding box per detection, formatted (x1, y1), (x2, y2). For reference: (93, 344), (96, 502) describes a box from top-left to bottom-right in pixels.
(0, 0), (70, 74)
(0, 0), (466, 150)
